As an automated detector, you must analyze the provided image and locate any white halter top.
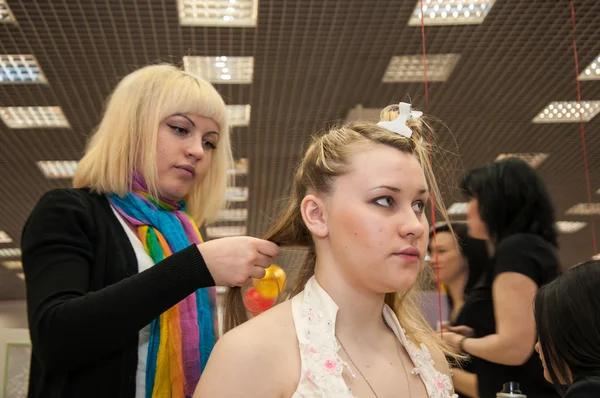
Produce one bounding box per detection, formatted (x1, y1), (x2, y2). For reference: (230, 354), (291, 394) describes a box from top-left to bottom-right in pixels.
(291, 277), (458, 398)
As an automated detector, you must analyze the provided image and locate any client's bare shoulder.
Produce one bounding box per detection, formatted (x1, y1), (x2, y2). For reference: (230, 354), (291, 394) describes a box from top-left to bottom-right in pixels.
(194, 300), (300, 398)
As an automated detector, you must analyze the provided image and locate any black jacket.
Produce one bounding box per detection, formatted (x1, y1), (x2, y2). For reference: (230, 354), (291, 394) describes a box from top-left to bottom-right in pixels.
(22, 188), (215, 398)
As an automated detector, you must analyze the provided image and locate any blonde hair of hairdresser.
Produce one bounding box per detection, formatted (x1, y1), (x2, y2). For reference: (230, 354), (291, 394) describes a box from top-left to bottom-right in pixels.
(73, 64), (233, 225)
(224, 104), (454, 356)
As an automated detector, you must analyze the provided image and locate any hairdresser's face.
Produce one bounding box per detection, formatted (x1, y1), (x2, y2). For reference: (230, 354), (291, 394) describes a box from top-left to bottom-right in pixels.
(466, 198), (489, 240)
(429, 231), (467, 285)
(155, 113), (219, 201)
(325, 144), (429, 293)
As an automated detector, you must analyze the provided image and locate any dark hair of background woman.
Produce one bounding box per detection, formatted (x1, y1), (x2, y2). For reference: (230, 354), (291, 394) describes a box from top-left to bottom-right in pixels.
(429, 222), (489, 296)
(534, 260), (600, 395)
(460, 157), (558, 247)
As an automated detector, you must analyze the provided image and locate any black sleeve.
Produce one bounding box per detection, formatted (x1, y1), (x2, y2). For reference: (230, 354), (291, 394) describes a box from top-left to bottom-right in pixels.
(493, 234), (553, 286)
(21, 189), (215, 371)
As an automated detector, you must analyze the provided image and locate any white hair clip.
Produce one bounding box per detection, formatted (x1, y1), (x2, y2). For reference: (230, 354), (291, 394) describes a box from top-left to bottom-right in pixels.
(376, 102), (423, 138)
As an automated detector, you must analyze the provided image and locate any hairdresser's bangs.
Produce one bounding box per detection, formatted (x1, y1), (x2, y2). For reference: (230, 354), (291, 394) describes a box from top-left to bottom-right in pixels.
(161, 74), (228, 134)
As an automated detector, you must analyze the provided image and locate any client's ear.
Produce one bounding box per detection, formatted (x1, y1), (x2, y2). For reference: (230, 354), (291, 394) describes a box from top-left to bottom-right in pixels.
(300, 194), (328, 238)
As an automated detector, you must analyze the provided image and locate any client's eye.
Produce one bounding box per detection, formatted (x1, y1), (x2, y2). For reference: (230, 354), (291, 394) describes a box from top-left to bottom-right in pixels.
(374, 196), (394, 207)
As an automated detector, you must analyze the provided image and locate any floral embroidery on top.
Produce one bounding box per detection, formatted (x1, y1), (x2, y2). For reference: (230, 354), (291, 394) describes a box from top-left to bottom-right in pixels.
(291, 277), (458, 398)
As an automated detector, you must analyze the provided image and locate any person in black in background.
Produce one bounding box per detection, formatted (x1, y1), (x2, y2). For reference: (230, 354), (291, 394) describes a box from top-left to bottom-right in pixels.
(535, 260), (600, 398)
(441, 158), (559, 398)
(429, 222), (488, 397)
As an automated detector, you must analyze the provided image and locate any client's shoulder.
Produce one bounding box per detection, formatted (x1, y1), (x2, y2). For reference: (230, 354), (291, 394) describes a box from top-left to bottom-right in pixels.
(195, 301), (299, 397)
(224, 300), (296, 347)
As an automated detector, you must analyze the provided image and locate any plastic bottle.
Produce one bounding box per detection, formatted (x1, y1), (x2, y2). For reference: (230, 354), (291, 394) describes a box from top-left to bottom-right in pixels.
(496, 382), (527, 398)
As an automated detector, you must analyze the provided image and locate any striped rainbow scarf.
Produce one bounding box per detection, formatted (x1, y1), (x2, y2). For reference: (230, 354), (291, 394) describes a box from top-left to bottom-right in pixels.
(108, 173), (216, 398)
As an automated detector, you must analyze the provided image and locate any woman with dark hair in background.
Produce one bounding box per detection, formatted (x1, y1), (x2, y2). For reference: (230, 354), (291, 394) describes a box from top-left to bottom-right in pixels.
(429, 222), (488, 397)
(535, 260), (600, 398)
(441, 158), (559, 398)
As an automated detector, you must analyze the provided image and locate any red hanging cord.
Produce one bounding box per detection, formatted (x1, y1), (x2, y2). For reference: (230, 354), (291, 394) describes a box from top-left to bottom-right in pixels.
(570, 1), (598, 255)
(419, 0), (444, 334)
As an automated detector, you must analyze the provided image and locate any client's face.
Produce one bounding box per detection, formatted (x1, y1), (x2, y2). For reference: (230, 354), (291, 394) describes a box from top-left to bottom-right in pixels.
(325, 144), (429, 293)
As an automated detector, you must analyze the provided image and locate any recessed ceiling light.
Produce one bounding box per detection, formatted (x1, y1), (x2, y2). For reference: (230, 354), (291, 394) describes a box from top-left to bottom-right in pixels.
(532, 101), (600, 123)
(382, 54), (460, 83)
(0, 230), (12, 243)
(0, 1), (16, 24)
(495, 153), (549, 168)
(206, 225), (247, 238)
(556, 221), (587, 233)
(226, 186), (249, 202)
(0, 55), (47, 84)
(183, 56), (254, 84)
(566, 203), (600, 216)
(16, 272), (25, 280)
(2, 260), (22, 270)
(36, 160), (78, 179)
(227, 105), (251, 127)
(0, 106), (70, 129)
(579, 54), (600, 81)
(447, 202), (469, 215)
(177, 0), (258, 27)
(0, 248), (21, 258)
(408, 0), (496, 26)
(217, 208), (248, 222)
(228, 158), (248, 176)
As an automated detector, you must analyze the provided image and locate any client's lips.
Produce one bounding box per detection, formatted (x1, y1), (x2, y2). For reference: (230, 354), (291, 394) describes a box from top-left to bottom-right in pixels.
(394, 247), (421, 264)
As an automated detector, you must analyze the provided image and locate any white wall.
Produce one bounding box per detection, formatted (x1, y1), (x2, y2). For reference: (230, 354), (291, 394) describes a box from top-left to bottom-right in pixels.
(0, 301), (29, 398)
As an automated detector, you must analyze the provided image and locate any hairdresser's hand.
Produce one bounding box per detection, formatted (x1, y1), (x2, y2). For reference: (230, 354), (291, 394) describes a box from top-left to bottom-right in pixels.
(448, 325), (474, 338)
(439, 330), (464, 353)
(197, 237), (279, 287)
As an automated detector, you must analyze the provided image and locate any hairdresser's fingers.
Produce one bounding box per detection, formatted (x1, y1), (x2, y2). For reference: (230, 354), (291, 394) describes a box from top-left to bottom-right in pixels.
(251, 238), (280, 258)
(448, 325), (474, 337)
(253, 252), (275, 269)
(249, 266), (268, 280)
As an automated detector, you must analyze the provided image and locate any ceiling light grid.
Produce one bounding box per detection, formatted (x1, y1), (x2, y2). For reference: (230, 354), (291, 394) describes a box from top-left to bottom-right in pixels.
(2, 260), (21, 270)
(0, 248), (21, 258)
(447, 202), (469, 215)
(556, 221), (587, 234)
(0, 55), (47, 84)
(532, 101), (600, 123)
(0, 1), (15, 24)
(37, 160), (79, 179)
(382, 54), (460, 83)
(217, 208), (248, 222)
(495, 153), (549, 168)
(0, 230), (12, 243)
(183, 56), (254, 84)
(177, 0), (258, 27)
(409, 0), (496, 26)
(206, 225), (247, 238)
(229, 158), (248, 176)
(0, 106), (70, 129)
(566, 203), (600, 216)
(579, 54), (600, 81)
(227, 105), (251, 127)
(226, 187), (249, 202)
